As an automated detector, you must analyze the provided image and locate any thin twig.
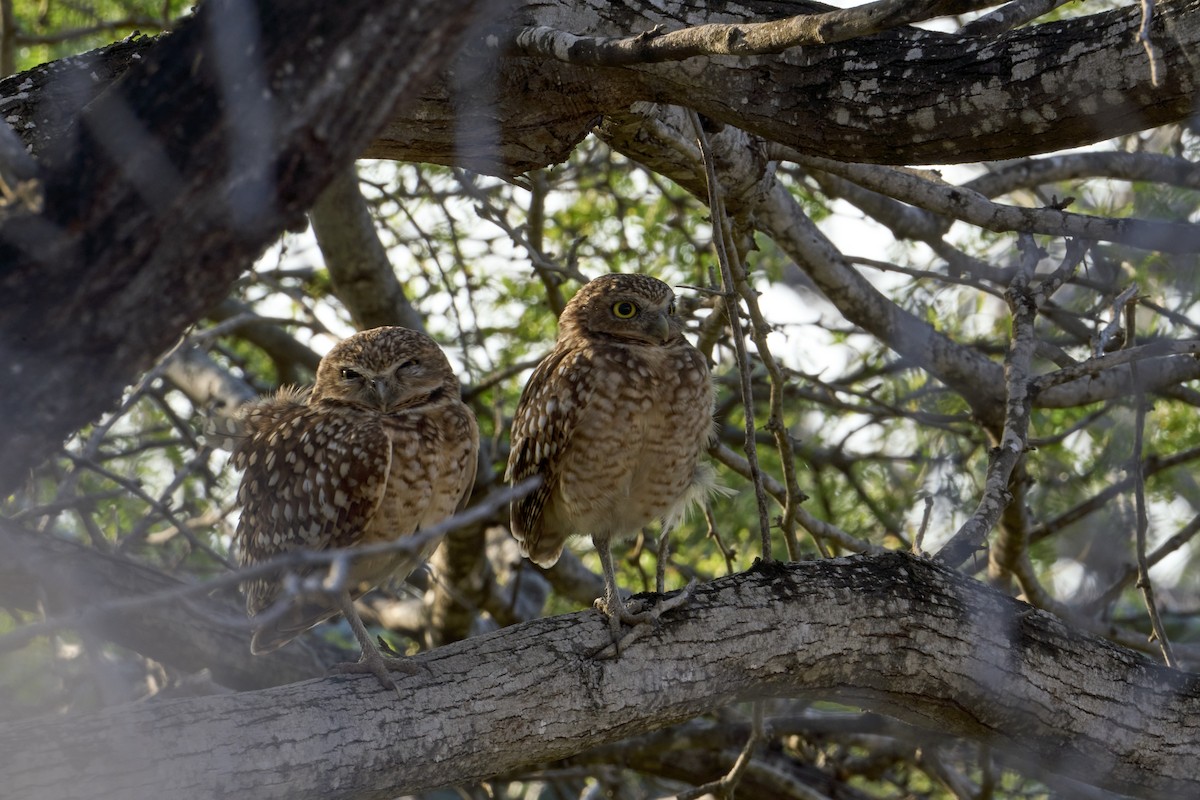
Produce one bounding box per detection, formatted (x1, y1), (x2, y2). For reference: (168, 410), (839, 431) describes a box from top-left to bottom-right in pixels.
(1092, 284), (1140, 357)
(1128, 294), (1176, 667)
(1085, 512), (1200, 614)
(718, 229), (807, 559)
(674, 702), (764, 800)
(704, 503), (738, 575)
(65, 453), (234, 569)
(914, 496), (934, 556)
(709, 443), (877, 555)
(689, 110), (774, 562)
(1138, 0), (1163, 87)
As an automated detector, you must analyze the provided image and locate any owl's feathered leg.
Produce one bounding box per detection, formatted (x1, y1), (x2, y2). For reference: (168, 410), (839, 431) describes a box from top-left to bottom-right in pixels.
(328, 590), (419, 697)
(594, 529), (696, 658)
(594, 533), (652, 642)
(656, 529), (671, 595)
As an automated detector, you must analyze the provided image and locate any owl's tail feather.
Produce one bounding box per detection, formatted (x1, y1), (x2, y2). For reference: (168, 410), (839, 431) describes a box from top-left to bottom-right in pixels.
(249, 599), (340, 654)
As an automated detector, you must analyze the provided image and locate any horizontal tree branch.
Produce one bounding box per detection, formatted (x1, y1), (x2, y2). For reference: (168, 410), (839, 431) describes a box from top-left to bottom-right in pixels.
(513, 0), (998, 65)
(1037, 354), (1200, 408)
(0, 521), (333, 689)
(6, 1), (1197, 180)
(779, 149), (1200, 252)
(3, 553), (1195, 800)
(963, 151), (1200, 198)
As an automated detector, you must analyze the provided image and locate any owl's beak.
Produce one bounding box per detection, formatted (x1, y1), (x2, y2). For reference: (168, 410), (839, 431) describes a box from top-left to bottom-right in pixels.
(652, 312), (671, 343)
(372, 378), (393, 410)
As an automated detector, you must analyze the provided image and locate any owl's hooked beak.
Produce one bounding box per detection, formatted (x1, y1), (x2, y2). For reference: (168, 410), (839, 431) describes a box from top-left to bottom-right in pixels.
(651, 311), (671, 344)
(371, 378), (394, 410)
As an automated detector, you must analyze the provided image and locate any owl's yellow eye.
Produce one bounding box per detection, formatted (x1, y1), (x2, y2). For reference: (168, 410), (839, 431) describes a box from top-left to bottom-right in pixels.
(612, 301), (638, 319)
(340, 368), (362, 381)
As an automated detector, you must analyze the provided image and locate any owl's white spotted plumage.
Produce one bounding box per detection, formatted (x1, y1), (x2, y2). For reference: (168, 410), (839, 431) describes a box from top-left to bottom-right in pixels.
(506, 273), (715, 638)
(232, 326), (478, 685)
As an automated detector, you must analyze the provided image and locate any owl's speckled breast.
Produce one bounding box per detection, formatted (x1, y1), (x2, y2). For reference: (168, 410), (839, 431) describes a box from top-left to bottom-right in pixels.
(353, 402), (477, 586)
(555, 338), (712, 539)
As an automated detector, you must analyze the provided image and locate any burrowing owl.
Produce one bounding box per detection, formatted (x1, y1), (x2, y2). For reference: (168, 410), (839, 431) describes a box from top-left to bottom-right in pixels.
(233, 326), (478, 690)
(506, 273), (715, 639)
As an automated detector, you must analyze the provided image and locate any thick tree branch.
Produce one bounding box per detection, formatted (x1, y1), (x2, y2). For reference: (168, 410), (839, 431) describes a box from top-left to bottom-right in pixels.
(0, 0), (492, 495)
(0, 521), (334, 689)
(5, 2), (1197, 178)
(3, 553), (1196, 800)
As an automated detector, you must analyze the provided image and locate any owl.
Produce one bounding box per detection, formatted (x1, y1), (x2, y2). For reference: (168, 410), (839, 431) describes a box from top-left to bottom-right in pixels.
(232, 326), (479, 690)
(506, 273), (715, 639)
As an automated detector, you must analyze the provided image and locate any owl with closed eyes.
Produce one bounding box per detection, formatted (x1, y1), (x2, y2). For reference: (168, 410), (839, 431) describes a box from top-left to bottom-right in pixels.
(233, 326), (478, 691)
(506, 273), (715, 639)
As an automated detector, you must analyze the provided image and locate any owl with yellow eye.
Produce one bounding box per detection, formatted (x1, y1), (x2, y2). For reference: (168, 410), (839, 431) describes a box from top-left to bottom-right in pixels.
(506, 273), (717, 640)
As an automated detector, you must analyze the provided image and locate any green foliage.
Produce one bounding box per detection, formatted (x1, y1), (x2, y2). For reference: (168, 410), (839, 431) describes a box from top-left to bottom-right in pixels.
(7, 0), (186, 74)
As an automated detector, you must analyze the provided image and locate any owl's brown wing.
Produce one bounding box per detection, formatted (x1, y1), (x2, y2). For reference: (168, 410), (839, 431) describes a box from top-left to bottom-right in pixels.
(505, 347), (595, 567)
(232, 397), (391, 651)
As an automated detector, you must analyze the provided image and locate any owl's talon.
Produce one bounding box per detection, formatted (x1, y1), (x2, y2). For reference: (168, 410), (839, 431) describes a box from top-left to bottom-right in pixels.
(593, 581), (696, 659)
(328, 590), (428, 696)
(330, 655), (421, 676)
(330, 652), (421, 697)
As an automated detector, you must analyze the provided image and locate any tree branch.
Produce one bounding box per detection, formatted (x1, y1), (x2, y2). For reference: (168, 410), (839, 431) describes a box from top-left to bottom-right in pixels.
(0, 521), (334, 689)
(6, 2), (1199, 178)
(3, 553), (1196, 800)
(777, 149), (1200, 252)
(309, 165), (426, 333)
(513, 0), (998, 65)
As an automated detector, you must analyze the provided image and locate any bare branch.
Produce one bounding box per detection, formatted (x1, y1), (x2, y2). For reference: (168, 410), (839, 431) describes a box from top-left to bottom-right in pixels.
(690, 110), (774, 562)
(309, 165), (425, 332)
(0, 480), (536, 658)
(1139, 0), (1165, 86)
(515, 1), (999, 65)
(961, 0), (1073, 36)
(938, 237), (1070, 567)
(774, 148), (1200, 253)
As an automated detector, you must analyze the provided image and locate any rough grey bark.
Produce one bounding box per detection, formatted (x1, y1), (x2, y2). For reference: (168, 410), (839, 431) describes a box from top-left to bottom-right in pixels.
(0, 0), (491, 495)
(4, 2), (1197, 176)
(2, 553), (1195, 800)
(372, 0), (1200, 171)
